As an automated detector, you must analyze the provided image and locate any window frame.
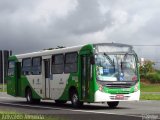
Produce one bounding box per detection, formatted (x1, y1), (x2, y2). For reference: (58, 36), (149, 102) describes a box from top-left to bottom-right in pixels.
(32, 56), (42, 75)
(64, 52), (78, 73)
(8, 61), (15, 76)
(22, 58), (32, 75)
(22, 58), (32, 67)
(52, 54), (64, 74)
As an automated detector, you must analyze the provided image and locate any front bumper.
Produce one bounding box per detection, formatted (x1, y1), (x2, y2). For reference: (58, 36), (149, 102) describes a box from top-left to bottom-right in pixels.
(94, 90), (140, 102)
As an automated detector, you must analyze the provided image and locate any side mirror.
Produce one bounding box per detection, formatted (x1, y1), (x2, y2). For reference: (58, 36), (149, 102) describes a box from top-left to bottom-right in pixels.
(90, 56), (95, 65)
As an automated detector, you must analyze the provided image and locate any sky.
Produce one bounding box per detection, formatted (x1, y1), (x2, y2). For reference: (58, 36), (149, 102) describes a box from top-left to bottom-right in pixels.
(0, 0), (160, 63)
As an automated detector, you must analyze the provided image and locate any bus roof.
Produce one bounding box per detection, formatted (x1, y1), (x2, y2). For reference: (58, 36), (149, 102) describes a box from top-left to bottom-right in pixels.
(15, 45), (84, 59)
(13, 43), (133, 59)
(94, 43), (132, 48)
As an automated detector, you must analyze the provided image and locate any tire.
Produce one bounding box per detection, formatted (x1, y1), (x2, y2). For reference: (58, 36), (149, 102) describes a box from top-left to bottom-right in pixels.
(55, 100), (67, 104)
(26, 88), (40, 104)
(26, 88), (33, 103)
(70, 91), (83, 108)
(107, 101), (119, 108)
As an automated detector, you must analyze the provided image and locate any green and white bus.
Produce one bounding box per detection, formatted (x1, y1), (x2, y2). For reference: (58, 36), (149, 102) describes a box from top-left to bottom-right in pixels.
(6, 43), (140, 108)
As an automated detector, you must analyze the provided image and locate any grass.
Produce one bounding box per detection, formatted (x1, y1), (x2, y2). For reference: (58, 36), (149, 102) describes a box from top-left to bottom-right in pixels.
(0, 84), (6, 92)
(140, 82), (160, 92)
(140, 82), (160, 100)
(0, 89), (6, 92)
(140, 94), (160, 100)
(0, 111), (67, 120)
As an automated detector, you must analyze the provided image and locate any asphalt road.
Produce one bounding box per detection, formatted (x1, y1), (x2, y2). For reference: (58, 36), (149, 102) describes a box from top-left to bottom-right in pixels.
(0, 93), (159, 120)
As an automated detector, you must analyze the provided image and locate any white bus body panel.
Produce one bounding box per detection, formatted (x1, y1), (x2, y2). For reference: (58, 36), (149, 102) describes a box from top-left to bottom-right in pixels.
(50, 74), (70, 100)
(26, 75), (43, 97)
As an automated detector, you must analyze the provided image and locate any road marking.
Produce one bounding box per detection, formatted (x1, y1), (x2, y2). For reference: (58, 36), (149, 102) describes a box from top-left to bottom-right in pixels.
(0, 101), (142, 118)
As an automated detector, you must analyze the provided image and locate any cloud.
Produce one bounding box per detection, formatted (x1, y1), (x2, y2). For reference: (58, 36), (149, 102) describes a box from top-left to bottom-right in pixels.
(0, 0), (77, 53)
(0, 0), (159, 63)
(50, 0), (111, 37)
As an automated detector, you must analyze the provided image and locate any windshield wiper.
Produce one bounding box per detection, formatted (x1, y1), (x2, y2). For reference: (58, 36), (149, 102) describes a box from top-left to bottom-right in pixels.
(104, 53), (114, 66)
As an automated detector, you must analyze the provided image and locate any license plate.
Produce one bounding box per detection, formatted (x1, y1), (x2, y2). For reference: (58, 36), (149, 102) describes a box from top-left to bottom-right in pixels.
(115, 95), (124, 100)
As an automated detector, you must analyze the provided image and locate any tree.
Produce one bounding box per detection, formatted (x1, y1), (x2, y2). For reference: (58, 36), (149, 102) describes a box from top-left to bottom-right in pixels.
(140, 60), (155, 78)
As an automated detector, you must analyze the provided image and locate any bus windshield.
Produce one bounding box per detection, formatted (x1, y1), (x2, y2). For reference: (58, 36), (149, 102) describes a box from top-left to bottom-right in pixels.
(95, 53), (137, 82)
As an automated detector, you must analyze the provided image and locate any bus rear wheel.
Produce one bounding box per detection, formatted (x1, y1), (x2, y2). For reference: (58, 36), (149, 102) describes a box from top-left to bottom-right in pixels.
(107, 101), (119, 108)
(70, 91), (83, 108)
(26, 88), (40, 104)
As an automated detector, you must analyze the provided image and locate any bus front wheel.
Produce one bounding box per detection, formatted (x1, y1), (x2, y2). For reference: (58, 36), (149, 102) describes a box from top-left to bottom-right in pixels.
(70, 91), (83, 108)
(107, 101), (119, 108)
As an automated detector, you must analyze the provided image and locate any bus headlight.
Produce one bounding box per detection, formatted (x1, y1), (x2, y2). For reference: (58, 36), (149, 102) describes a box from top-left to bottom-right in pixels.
(134, 82), (139, 92)
(99, 84), (103, 91)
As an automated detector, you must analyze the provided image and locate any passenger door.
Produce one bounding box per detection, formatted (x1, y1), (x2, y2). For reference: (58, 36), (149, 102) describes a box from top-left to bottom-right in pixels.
(81, 55), (91, 101)
(44, 59), (51, 98)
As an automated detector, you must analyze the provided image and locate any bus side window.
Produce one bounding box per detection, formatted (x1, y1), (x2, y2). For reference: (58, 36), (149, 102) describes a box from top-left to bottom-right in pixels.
(32, 57), (42, 75)
(22, 58), (31, 75)
(64, 52), (78, 73)
(52, 54), (64, 74)
(8, 61), (15, 76)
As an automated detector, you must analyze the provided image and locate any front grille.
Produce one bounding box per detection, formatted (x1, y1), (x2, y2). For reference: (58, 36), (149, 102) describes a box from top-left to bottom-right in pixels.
(105, 83), (133, 89)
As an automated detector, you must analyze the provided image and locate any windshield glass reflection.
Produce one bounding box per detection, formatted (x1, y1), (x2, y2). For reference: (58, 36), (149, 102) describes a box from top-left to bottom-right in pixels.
(95, 53), (137, 82)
